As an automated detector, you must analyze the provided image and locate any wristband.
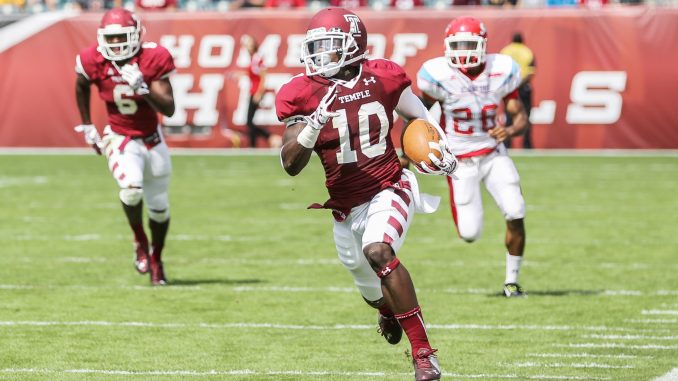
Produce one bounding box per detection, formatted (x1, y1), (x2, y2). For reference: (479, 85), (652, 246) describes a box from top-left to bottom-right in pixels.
(296, 124), (321, 149)
(136, 82), (150, 96)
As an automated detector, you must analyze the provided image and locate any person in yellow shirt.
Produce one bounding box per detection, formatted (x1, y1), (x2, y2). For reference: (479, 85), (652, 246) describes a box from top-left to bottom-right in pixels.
(500, 32), (535, 149)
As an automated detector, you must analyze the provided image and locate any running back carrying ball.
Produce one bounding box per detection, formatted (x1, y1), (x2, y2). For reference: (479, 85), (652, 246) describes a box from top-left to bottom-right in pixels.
(401, 119), (443, 166)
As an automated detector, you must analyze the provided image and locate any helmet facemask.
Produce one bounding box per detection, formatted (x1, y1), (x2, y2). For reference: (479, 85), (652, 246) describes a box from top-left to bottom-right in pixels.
(444, 32), (486, 70)
(301, 27), (361, 78)
(97, 22), (142, 61)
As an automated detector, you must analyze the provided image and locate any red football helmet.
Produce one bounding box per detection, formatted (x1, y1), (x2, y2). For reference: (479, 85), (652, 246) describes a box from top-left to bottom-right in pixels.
(97, 8), (143, 61)
(301, 8), (368, 78)
(444, 16), (487, 70)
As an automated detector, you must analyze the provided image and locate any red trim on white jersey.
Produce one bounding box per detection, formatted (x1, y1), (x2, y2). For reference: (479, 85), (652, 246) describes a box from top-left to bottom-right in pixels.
(456, 146), (496, 159)
(446, 175), (460, 237)
(504, 89), (519, 101)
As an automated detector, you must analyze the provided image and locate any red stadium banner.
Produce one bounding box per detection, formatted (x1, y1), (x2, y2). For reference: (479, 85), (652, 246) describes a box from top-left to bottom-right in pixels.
(1, 8), (677, 149)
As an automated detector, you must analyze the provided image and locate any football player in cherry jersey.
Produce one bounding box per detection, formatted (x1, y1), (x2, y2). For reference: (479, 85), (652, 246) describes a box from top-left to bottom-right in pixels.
(276, 8), (457, 381)
(415, 16), (530, 298)
(74, 8), (176, 285)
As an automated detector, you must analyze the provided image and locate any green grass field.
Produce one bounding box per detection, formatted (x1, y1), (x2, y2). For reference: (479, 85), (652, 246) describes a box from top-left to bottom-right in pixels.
(1, 152), (677, 381)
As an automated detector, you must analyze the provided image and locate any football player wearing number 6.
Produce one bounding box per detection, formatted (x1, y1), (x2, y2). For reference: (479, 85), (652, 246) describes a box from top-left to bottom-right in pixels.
(74, 8), (176, 285)
(415, 16), (530, 298)
(276, 8), (457, 381)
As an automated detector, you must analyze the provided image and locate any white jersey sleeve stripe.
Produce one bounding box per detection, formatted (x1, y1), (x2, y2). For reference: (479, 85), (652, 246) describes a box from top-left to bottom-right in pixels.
(500, 60), (522, 93)
(75, 54), (89, 80)
(417, 66), (445, 96)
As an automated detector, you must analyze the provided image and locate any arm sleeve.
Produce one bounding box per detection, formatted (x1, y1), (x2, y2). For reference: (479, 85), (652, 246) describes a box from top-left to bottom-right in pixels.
(503, 89), (519, 102)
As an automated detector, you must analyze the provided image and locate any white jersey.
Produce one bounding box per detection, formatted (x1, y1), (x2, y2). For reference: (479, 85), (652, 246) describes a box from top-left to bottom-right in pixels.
(417, 54), (521, 157)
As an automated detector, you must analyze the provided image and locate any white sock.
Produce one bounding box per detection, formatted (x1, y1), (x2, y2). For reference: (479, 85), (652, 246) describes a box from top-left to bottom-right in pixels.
(505, 252), (523, 284)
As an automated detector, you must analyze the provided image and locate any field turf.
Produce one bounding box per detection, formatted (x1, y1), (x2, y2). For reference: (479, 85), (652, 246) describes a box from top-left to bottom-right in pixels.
(0, 151), (677, 380)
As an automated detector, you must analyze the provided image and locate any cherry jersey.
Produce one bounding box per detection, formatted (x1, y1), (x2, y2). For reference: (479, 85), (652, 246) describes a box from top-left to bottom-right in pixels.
(417, 54), (520, 157)
(276, 59), (411, 214)
(75, 42), (175, 138)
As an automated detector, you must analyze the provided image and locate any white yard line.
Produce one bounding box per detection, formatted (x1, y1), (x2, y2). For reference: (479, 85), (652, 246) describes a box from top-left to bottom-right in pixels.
(0, 320), (669, 334)
(0, 284), (203, 291)
(2, 283), (678, 299)
(6, 249), (678, 272)
(512, 362), (634, 369)
(0, 176), (48, 188)
(561, 343), (678, 350)
(583, 334), (678, 341)
(653, 368), (678, 381)
(626, 319), (678, 324)
(0, 368), (611, 380)
(643, 310), (678, 316)
(526, 353), (649, 359)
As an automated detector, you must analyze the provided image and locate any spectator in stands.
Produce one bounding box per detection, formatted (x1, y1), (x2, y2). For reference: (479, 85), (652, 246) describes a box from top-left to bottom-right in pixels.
(451, 0), (482, 4)
(500, 32), (535, 149)
(264, 0), (305, 8)
(229, 0), (264, 9)
(329, 0), (367, 8)
(390, 0), (423, 9)
(487, 0), (517, 7)
(136, 0), (176, 10)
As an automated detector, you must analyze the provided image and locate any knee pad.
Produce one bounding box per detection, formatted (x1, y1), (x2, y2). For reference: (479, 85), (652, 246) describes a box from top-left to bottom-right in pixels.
(459, 229), (481, 243)
(456, 216), (483, 242)
(363, 296), (385, 309)
(504, 204), (526, 221)
(119, 187), (143, 206)
(148, 208), (170, 223)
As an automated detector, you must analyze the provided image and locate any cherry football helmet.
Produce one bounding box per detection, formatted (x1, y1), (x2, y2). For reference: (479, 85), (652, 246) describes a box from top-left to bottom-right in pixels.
(444, 16), (487, 70)
(97, 8), (143, 61)
(301, 8), (368, 78)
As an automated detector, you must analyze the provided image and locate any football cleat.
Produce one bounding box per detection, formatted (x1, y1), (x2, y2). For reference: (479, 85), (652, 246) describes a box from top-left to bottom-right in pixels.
(133, 242), (149, 274)
(149, 255), (167, 286)
(413, 348), (441, 381)
(378, 313), (403, 345)
(503, 283), (526, 298)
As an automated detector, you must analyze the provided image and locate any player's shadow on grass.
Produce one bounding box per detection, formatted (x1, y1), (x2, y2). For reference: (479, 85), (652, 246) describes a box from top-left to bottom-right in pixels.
(169, 278), (263, 286)
(489, 289), (603, 297)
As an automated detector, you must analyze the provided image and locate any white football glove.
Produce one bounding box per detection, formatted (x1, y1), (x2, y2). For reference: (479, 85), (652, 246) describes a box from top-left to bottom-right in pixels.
(304, 83), (340, 130)
(74, 124), (102, 155)
(120, 63), (149, 95)
(414, 140), (458, 176)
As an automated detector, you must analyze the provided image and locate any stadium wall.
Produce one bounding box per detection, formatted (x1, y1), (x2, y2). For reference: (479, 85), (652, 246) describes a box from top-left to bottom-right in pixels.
(1, 8), (676, 149)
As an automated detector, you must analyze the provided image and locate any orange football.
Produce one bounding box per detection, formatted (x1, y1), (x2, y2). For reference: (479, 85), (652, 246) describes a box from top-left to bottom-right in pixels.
(401, 119), (442, 166)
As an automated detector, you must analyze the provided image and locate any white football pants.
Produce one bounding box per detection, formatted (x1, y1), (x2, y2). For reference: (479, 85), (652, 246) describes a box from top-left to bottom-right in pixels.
(333, 173), (416, 302)
(447, 145), (525, 242)
(102, 126), (172, 212)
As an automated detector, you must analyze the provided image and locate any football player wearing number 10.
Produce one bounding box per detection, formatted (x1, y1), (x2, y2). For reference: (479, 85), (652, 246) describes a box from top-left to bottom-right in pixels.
(276, 8), (458, 381)
(416, 16), (530, 297)
(73, 8), (176, 285)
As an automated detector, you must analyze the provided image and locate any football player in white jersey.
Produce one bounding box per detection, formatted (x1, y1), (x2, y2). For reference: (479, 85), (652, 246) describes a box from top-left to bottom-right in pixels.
(415, 16), (530, 297)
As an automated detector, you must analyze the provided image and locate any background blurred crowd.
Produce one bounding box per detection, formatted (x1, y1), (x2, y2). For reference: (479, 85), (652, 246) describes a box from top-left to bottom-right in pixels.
(0, 0), (655, 16)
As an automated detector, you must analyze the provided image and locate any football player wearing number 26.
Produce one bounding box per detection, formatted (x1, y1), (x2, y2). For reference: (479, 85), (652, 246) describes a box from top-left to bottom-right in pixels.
(276, 8), (458, 381)
(74, 8), (176, 286)
(416, 16), (530, 298)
